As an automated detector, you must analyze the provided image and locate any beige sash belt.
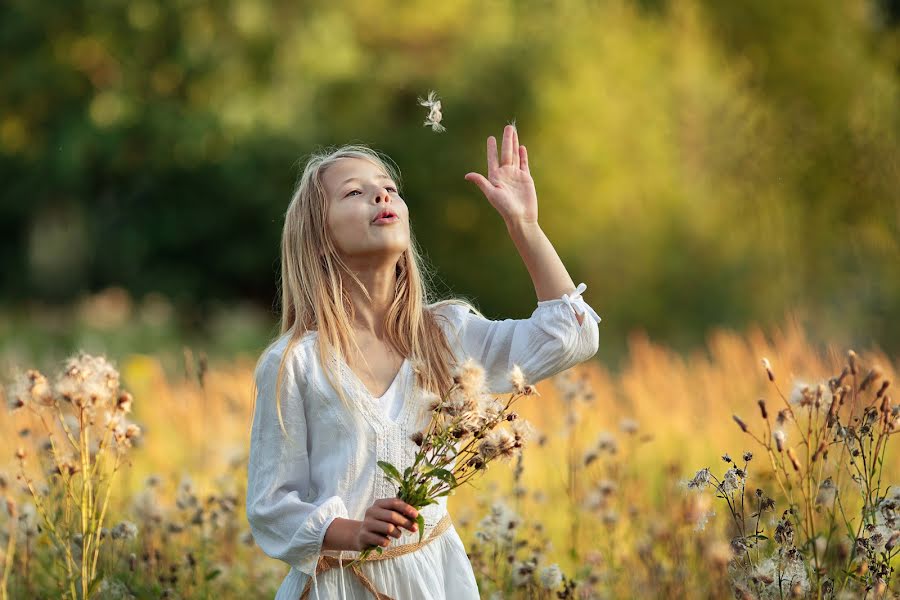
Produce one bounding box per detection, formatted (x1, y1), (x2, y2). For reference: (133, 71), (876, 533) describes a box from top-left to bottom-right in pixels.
(299, 512), (453, 600)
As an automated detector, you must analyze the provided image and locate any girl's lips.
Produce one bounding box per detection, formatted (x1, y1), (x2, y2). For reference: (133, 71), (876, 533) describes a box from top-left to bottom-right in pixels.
(372, 215), (400, 225)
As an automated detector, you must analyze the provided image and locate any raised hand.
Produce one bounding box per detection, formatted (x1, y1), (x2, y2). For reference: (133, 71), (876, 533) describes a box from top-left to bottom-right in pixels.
(464, 124), (538, 227)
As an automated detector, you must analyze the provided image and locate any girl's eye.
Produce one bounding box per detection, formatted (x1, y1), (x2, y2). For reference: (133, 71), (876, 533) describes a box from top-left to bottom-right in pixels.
(345, 186), (398, 197)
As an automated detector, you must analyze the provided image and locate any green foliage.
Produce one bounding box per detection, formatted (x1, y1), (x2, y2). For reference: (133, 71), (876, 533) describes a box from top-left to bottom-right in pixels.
(0, 0), (898, 362)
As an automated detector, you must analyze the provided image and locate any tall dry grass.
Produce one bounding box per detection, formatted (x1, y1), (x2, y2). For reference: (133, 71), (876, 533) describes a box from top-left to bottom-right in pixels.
(0, 316), (896, 598)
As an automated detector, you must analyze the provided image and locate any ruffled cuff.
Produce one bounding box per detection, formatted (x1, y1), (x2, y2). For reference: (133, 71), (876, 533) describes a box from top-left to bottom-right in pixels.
(294, 495), (349, 578)
(536, 282), (602, 324)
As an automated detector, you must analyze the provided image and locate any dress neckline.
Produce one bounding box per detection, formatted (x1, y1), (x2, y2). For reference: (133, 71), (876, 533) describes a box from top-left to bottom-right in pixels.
(340, 356), (408, 400)
(333, 354), (413, 428)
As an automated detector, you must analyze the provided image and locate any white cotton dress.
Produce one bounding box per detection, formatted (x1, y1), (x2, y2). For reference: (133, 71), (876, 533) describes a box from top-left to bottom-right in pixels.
(246, 283), (602, 600)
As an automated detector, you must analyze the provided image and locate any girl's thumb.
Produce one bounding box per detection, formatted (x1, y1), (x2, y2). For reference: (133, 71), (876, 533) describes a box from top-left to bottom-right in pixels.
(464, 173), (490, 195)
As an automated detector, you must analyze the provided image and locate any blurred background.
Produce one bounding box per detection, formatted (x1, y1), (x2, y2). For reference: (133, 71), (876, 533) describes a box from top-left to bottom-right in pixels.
(1, 0), (899, 371)
(2, 1), (900, 597)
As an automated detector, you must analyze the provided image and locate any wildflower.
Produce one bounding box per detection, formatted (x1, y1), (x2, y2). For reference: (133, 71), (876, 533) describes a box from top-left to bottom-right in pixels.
(7, 369), (55, 410)
(762, 357), (775, 381)
(595, 431), (618, 454)
(789, 381), (812, 406)
(417, 90), (446, 133)
(538, 563), (563, 590)
(732, 414), (748, 433)
(686, 468), (712, 490)
(774, 512), (794, 545)
(509, 418), (534, 445)
(773, 429), (786, 452)
(511, 559), (536, 587)
(619, 418), (639, 434)
(410, 431), (424, 446)
(116, 391), (133, 413)
(786, 447), (801, 472)
(742, 451), (753, 462)
(481, 428), (516, 461)
(508, 365), (526, 394)
(55, 352), (120, 411)
(718, 467), (743, 494)
(111, 521), (139, 540)
(815, 477), (837, 508)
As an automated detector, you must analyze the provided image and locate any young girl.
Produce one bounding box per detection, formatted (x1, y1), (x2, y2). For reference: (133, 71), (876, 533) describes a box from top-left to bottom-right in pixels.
(246, 124), (601, 599)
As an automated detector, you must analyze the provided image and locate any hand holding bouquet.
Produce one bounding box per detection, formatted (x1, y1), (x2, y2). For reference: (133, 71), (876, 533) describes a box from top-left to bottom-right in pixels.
(348, 358), (536, 566)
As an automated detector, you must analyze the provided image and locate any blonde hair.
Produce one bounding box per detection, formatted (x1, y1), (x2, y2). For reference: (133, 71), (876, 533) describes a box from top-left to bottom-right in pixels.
(251, 144), (477, 440)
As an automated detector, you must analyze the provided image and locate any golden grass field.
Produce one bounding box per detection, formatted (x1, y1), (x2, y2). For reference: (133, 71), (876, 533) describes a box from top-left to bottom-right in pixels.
(1, 315), (897, 599)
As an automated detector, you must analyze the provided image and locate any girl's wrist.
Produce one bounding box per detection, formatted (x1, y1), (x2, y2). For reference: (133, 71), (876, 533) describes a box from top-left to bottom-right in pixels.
(504, 217), (540, 237)
(322, 517), (363, 552)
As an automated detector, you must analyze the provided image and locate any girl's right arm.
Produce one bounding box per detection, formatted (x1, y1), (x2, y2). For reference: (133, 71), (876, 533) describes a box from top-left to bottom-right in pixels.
(245, 347), (350, 577)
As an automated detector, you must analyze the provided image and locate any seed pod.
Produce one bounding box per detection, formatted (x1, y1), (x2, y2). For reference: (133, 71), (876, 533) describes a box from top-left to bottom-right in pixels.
(787, 447), (801, 472)
(762, 358), (775, 382)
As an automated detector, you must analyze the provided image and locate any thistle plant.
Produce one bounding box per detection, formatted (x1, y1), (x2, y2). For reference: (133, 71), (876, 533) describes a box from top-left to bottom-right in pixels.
(686, 350), (899, 598)
(348, 358), (536, 566)
(4, 352), (141, 599)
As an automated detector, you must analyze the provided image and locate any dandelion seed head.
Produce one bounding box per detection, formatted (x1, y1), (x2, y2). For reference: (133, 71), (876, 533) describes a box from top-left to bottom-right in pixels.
(508, 364), (526, 394)
(111, 520), (139, 540)
(538, 563), (563, 590)
(685, 467), (712, 490)
(511, 560), (535, 587)
(619, 418), (639, 434)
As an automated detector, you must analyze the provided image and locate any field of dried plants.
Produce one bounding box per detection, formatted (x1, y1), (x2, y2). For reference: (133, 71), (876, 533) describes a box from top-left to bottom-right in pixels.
(1, 316), (897, 599)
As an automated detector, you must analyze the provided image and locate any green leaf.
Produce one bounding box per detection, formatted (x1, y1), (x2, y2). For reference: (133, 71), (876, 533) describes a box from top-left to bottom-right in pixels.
(375, 546), (385, 556)
(425, 468), (457, 487)
(205, 568), (222, 581)
(416, 514), (426, 543)
(378, 461), (403, 483)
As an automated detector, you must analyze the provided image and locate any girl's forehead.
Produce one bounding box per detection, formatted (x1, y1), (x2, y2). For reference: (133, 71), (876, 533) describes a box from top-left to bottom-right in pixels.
(324, 158), (390, 190)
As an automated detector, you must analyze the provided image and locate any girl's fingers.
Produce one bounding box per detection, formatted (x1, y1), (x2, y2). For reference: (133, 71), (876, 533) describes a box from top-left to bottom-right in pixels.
(486, 135), (498, 176)
(362, 531), (392, 547)
(501, 126), (514, 167)
(372, 507), (417, 531)
(377, 497), (418, 520)
(464, 172), (494, 196)
(370, 519), (403, 539)
(520, 145), (529, 174)
(512, 126), (520, 169)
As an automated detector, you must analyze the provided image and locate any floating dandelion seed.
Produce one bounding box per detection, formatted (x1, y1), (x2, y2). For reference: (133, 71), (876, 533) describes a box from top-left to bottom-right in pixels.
(417, 90), (446, 132)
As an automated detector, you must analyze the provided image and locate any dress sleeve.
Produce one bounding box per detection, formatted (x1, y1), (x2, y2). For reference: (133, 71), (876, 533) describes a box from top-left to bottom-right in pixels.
(437, 282), (601, 393)
(245, 345), (349, 578)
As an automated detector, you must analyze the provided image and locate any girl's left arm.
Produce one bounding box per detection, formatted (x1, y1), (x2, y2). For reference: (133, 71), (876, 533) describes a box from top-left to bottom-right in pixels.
(464, 123), (597, 323)
(438, 124), (602, 393)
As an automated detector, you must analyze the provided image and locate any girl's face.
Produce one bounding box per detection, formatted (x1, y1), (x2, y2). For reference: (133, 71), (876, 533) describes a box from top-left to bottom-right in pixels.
(322, 157), (410, 264)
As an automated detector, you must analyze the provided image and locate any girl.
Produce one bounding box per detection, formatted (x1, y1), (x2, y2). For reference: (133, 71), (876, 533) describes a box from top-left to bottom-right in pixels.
(246, 124), (601, 599)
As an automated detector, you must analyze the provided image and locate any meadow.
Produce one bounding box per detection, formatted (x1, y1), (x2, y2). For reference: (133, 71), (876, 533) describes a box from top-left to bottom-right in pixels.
(1, 298), (896, 599)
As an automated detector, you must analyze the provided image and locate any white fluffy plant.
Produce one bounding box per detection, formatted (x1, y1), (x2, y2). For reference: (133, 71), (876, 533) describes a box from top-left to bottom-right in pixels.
(349, 358), (537, 566)
(5, 352), (141, 600)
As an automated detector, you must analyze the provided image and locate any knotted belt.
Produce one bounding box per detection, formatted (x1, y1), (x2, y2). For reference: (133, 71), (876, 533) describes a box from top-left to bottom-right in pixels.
(299, 512), (453, 600)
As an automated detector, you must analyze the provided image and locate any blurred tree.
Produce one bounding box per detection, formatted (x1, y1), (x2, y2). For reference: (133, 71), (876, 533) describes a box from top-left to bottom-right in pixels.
(0, 0), (898, 363)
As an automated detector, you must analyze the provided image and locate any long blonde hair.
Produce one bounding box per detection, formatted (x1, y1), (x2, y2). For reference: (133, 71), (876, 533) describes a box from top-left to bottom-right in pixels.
(251, 144), (477, 440)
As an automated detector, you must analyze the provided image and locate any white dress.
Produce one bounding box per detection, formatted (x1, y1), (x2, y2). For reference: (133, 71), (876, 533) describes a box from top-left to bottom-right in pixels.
(246, 283), (602, 600)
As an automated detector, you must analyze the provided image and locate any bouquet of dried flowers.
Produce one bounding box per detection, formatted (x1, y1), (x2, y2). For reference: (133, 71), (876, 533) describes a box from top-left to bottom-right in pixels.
(4, 352), (141, 600)
(348, 358), (536, 566)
